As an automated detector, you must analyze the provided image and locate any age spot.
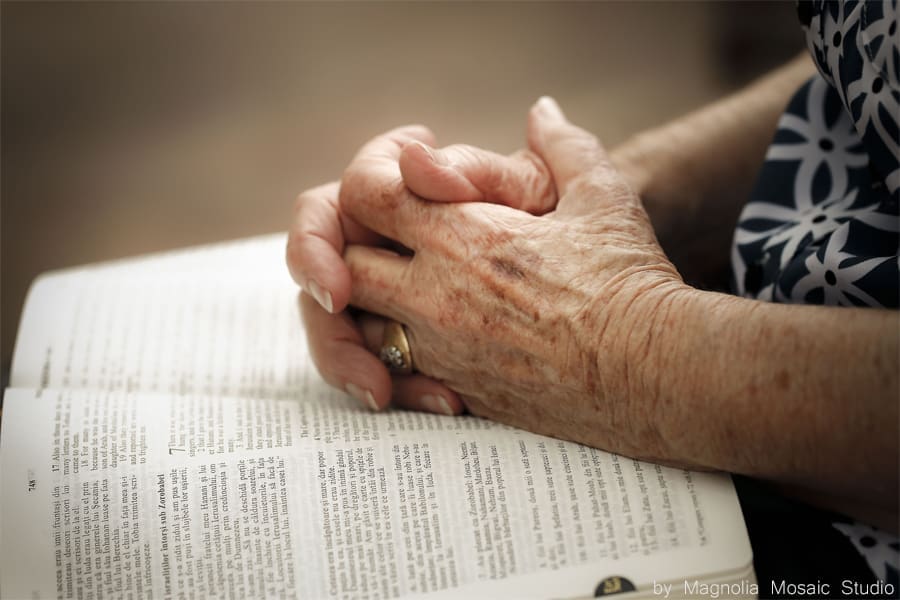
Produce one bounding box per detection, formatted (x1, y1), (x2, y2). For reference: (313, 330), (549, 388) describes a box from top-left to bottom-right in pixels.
(490, 256), (525, 279)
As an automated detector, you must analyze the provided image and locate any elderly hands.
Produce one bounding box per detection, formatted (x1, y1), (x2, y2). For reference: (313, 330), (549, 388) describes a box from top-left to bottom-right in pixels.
(291, 81), (898, 526)
(288, 97), (688, 462)
(286, 110), (562, 417)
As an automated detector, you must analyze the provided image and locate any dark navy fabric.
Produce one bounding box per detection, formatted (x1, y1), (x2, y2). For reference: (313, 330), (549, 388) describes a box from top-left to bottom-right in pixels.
(732, 0), (899, 307)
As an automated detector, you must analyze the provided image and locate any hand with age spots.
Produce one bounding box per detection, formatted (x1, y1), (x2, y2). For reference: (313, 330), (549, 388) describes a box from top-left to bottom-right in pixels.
(341, 97), (687, 463)
(291, 75), (897, 527)
(286, 115), (560, 417)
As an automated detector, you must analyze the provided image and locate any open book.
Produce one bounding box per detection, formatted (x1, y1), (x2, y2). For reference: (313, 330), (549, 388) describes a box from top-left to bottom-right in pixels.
(1, 234), (756, 599)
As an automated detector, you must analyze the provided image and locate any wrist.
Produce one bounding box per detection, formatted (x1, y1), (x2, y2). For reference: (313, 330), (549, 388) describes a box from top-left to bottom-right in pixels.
(638, 287), (777, 473)
(601, 281), (751, 471)
(581, 272), (699, 465)
(639, 285), (722, 468)
(625, 280), (706, 466)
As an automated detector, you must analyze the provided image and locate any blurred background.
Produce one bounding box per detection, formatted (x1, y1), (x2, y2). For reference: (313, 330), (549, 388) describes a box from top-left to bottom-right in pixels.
(1, 1), (802, 375)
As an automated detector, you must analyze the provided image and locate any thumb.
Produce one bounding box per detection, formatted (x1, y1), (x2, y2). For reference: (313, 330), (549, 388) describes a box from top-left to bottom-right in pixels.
(399, 141), (557, 215)
(526, 96), (617, 197)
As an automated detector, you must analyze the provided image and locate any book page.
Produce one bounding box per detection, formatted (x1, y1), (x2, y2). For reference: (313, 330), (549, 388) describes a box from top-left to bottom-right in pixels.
(10, 234), (308, 399)
(1, 387), (752, 599)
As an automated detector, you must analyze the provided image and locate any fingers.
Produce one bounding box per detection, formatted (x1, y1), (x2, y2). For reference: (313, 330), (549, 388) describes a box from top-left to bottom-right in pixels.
(300, 292), (463, 416)
(287, 181), (387, 314)
(343, 245), (414, 323)
(290, 126), (463, 417)
(391, 377), (463, 415)
(351, 124), (437, 163)
(358, 315), (464, 415)
(288, 126), (435, 313)
(340, 133), (437, 252)
(399, 142), (557, 214)
(343, 245), (465, 415)
(526, 96), (616, 196)
(300, 291), (390, 410)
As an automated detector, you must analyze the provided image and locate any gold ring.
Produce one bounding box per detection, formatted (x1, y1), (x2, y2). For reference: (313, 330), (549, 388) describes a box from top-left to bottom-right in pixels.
(379, 320), (413, 375)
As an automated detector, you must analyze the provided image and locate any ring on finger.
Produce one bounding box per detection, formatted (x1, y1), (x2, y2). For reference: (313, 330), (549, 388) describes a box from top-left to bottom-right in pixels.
(379, 320), (413, 375)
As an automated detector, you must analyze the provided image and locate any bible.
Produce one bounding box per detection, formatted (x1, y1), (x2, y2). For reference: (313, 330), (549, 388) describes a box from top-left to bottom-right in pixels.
(1, 234), (756, 599)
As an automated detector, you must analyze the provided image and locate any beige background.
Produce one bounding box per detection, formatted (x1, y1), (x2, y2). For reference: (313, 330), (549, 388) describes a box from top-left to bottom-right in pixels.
(1, 1), (802, 373)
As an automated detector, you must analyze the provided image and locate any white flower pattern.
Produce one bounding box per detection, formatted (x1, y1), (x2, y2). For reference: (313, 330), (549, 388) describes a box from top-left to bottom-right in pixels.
(788, 222), (888, 305)
(733, 2), (899, 310)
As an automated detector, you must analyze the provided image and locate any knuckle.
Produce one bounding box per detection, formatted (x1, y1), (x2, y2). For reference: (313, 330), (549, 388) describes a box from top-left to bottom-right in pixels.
(341, 158), (379, 191)
(341, 160), (403, 213)
(520, 151), (556, 213)
(377, 175), (407, 212)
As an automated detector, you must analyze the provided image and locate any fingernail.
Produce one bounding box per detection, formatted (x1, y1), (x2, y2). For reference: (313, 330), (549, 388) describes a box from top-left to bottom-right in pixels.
(307, 279), (333, 313)
(420, 394), (454, 416)
(411, 140), (446, 166)
(346, 382), (379, 411)
(535, 96), (565, 120)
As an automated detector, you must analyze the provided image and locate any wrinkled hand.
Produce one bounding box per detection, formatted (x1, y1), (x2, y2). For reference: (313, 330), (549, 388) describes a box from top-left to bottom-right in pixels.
(286, 123), (558, 415)
(343, 97), (686, 461)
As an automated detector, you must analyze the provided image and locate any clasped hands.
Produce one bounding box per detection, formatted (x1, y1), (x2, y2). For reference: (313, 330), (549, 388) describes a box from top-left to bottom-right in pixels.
(287, 97), (687, 462)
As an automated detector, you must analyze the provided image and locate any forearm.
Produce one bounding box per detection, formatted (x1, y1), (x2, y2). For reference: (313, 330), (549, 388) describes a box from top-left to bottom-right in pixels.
(643, 287), (899, 523)
(610, 54), (816, 285)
